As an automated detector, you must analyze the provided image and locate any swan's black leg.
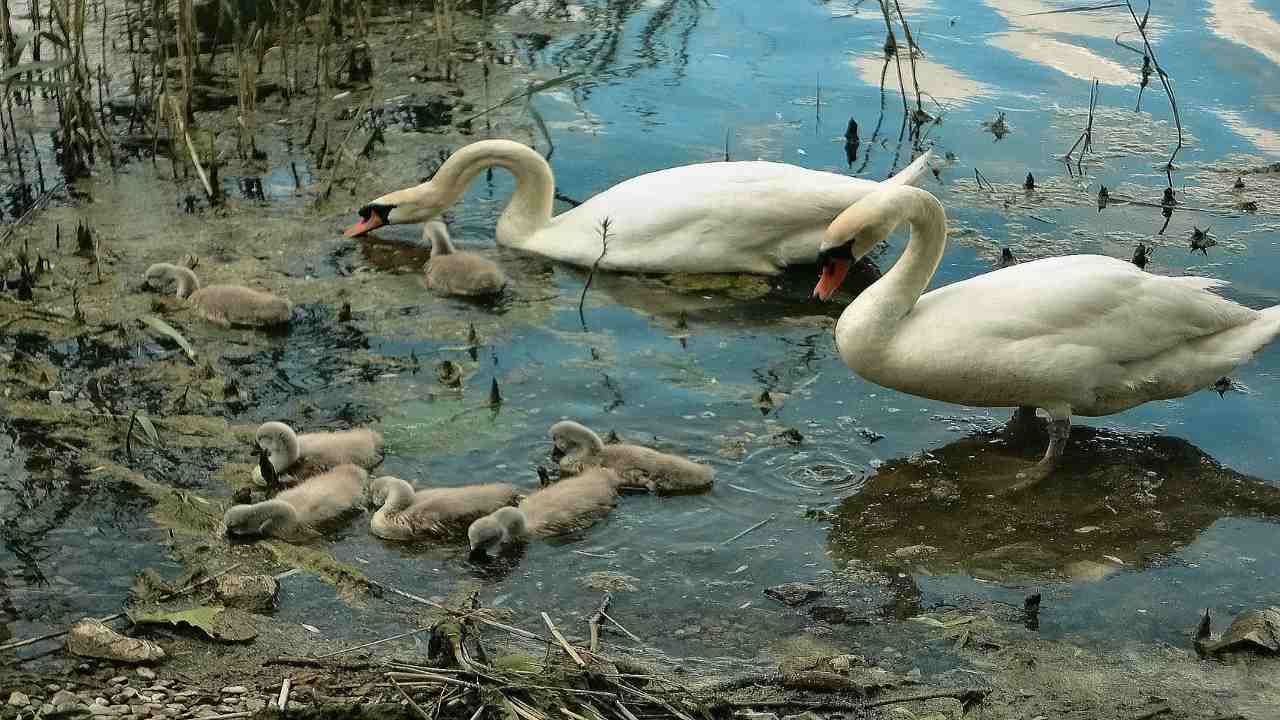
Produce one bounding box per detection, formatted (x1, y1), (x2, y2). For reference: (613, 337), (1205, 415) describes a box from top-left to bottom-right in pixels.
(1003, 415), (1071, 494)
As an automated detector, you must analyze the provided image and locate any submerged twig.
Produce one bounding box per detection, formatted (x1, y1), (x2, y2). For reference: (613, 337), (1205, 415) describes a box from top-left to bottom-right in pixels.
(578, 217), (611, 330)
(723, 514), (775, 545)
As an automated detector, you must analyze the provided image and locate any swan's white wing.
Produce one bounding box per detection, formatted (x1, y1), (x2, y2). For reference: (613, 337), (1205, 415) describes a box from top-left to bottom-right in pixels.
(913, 255), (1256, 363)
(533, 153), (933, 274)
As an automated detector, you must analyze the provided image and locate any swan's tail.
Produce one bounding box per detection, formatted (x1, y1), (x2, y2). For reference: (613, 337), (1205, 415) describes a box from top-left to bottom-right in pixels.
(883, 150), (934, 189)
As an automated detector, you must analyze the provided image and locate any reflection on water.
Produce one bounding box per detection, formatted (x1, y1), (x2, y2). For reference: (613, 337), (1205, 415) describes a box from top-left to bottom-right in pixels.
(828, 424), (1280, 582)
(988, 32), (1134, 85)
(848, 54), (992, 104)
(983, 0), (1163, 39)
(1208, 0), (1280, 68)
(1215, 109), (1280, 155)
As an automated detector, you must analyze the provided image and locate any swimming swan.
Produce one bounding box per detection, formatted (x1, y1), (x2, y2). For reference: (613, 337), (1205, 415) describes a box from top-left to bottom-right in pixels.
(344, 139), (934, 275)
(369, 475), (520, 540)
(467, 467), (621, 555)
(421, 221), (509, 297)
(223, 464), (366, 540)
(812, 185), (1280, 491)
(252, 421), (384, 483)
(550, 420), (714, 494)
(144, 263), (291, 328)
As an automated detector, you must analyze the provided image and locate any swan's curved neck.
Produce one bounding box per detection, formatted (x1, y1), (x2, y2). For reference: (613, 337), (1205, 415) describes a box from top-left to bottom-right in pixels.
(837, 193), (947, 365)
(433, 141), (554, 245)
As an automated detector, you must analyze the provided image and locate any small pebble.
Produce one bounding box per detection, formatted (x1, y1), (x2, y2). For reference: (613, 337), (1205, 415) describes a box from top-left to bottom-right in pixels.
(136, 669), (157, 681)
(109, 677), (129, 687)
(6, 693), (29, 709)
(219, 687), (247, 695)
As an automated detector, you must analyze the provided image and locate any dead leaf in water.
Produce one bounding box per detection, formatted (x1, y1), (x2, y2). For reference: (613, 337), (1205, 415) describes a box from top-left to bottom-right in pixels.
(128, 605), (257, 642)
(140, 315), (196, 361)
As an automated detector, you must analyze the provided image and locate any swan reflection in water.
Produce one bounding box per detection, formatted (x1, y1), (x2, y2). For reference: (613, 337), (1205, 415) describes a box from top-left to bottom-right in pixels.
(827, 423), (1280, 583)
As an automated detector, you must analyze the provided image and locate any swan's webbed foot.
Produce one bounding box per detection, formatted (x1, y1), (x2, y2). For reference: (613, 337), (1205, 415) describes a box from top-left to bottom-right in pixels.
(1001, 417), (1070, 495)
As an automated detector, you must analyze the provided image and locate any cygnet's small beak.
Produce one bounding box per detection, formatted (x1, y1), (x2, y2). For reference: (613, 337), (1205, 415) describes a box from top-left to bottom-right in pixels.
(468, 546), (489, 563)
(550, 445), (566, 462)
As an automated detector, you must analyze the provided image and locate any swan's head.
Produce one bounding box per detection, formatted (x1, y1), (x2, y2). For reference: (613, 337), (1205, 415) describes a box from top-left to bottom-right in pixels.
(344, 183), (446, 237)
(467, 506), (526, 561)
(813, 188), (907, 301)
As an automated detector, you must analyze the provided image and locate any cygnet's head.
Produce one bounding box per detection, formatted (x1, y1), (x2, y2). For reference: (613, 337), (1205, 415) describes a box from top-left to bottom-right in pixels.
(222, 500), (294, 539)
(255, 421), (297, 471)
(467, 506), (526, 561)
(549, 420), (603, 463)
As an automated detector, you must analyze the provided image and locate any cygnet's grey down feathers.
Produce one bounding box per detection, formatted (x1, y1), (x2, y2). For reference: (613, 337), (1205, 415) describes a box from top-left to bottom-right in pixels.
(550, 420), (714, 494)
(421, 221), (508, 297)
(253, 421), (383, 483)
(144, 263), (291, 328)
(370, 475), (520, 541)
(223, 464), (366, 540)
(467, 467), (621, 554)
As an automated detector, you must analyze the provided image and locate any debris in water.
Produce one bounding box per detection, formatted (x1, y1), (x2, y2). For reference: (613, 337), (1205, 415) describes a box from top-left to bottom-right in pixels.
(764, 582), (825, 607)
(1023, 173), (1034, 191)
(1197, 606), (1280, 656)
(1132, 242), (1151, 269)
(339, 302), (353, 322)
(437, 360), (463, 388)
(489, 378), (502, 407)
(66, 619), (165, 663)
(1190, 226), (1216, 256)
(1233, 176), (1245, 190)
(1097, 185), (1109, 212)
(1213, 376), (1235, 398)
(981, 111), (1009, 141)
(774, 428), (804, 446)
(998, 248), (1017, 269)
(1237, 200), (1258, 213)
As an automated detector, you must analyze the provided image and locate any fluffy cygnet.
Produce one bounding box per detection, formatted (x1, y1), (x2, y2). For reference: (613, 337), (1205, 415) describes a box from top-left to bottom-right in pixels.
(223, 464), (366, 540)
(421, 221), (508, 297)
(467, 467), (621, 556)
(550, 420), (714, 495)
(144, 263), (292, 328)
(369, 475), (520, 541)
(252, 421), (384, 484)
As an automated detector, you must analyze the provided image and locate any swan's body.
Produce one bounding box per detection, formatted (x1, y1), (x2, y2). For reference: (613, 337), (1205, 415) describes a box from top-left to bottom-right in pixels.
(815, 185), (1280, 488)
(252, 421), (383, 483)
(467, 468), (621, 555)
(369, 475), (520, 541)
(421, 221), (508, 297)
(223, 464), (366, 540)
(144, 263), (291, 328)
(345, 139), (933, 275)
(550, 420), (714, 495)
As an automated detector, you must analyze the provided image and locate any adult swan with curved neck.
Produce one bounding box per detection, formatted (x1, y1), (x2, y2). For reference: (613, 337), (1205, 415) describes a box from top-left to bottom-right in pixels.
(344, 139), (933, 274)
(814, 185), (1280, 491)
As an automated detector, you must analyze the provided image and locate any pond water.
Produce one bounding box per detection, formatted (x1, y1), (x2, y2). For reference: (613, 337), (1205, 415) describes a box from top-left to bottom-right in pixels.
(3, 0), (1280, 665)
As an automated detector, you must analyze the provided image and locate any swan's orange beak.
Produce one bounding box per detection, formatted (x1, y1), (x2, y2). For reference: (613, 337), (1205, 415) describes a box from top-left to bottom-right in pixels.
(343, 214), (383, 237)
(813, 257), (851, 301)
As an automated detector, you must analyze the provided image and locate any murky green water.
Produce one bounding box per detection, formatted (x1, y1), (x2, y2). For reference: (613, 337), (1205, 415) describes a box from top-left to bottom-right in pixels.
(4, 0), (1280, 664)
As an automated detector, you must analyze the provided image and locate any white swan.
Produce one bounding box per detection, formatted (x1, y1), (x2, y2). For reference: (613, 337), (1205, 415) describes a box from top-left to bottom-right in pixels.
(223, 464), (366, 540)
(467, 467), (621, 556)
(144, 263), (292, 328)
(344, 139), (933, 274)
(252, 421), (384, 483)
(550, 420), (714, 495)
(369, 475), (520, 541)
(814, 185), (1280, 491)
(421, 221), (509, 297)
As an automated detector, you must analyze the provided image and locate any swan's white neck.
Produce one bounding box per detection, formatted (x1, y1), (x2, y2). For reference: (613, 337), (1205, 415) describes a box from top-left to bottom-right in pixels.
(432, 140), (554, 246)
(836, 191), (947, 372)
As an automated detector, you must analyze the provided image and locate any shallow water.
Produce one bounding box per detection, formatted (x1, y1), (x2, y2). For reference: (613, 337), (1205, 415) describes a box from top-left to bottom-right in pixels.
(3, 0), (1280, 666)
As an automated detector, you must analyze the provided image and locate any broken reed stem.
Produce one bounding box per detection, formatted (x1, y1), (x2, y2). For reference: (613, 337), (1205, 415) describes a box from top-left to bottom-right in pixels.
(389, 676), (433, 720)
(316, 626), (433, 659)
(1125, 0), (1181, 185)
(891, 1), (925, 122)
(319, 90), (375, 202)
(578, 217), (610, 330)
(1063, 79), (1099, 175)
(877, 1), (910, 126)
(369, 578), (551, 644)
(541, 612), (585, 667)
(723, 514), (775, 545)
(588, 593), (611, 652)
(600, 611), (642, 644)
(167, 96), (215, 200)
(0, 563), (243, 652)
